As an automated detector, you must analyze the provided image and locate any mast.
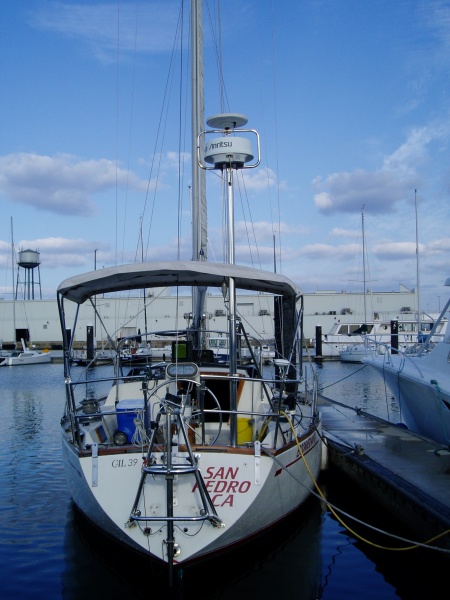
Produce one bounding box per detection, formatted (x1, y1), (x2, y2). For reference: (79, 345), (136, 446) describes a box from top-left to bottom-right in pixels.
(10, 217), (16, 348)
(191, 0), (207, 334)
(273, 233), (277, 273)
(362, 205), (367, 325)
(139, 217), (148, 342)
(415, 189), (421, 335)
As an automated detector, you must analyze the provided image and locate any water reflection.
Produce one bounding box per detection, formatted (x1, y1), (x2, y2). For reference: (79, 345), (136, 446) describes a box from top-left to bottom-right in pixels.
(316, 362), (400, 422)
(63, 497), (324, 600)
(322, 468), (448, 599)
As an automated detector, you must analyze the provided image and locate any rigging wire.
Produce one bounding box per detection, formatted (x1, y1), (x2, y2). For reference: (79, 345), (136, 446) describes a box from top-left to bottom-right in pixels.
(115, 1), (120, 269)
(177, 1), (186, 259)
(122, 0), (141, 265)
(270, 0), (283, 275)
(142, 5), (186, 259)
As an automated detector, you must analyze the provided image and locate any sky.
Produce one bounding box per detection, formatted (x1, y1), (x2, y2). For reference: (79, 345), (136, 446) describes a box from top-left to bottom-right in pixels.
(1, 0), (449, 314)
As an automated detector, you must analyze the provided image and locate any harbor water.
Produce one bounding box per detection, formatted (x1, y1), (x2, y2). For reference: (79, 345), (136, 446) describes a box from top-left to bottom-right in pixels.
(0, 361), (447, 599)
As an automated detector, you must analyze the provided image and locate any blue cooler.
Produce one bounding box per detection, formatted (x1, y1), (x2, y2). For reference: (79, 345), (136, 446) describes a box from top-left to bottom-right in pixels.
(116, 399), (145, 443)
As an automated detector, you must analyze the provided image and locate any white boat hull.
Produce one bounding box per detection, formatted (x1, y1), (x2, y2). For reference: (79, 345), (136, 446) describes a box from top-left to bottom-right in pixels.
(320, 318), (447, 358)
(1, 351), (51, 366)
(339, 345), (369, 363)
(62, 428), (322, 564)
(365, 358), (450, 445)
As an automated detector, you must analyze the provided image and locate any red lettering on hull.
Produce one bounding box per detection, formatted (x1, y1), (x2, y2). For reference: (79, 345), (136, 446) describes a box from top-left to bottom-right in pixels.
(192, 464), (251, 503)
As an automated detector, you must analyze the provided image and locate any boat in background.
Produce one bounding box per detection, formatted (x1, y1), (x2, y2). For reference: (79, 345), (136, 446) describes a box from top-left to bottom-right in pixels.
(70, 349), (113, 367)
(321, 315), (447, 359)
(206, 333), (253, 364)
(340, 342), (374, 363)
(119, 343), (153, 366)
(0, 338), (51, 366)
(151, 343), (172, 360)
(363, 278), (450, 446)
(337, 205), (447, 362)
(255, 342), (276, 364)
(339, 207), (371, 363)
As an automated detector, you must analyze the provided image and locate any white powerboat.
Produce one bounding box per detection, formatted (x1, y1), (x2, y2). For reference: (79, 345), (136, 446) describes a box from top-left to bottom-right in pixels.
(363, 278), (450, 446)
(320, 316), (447, 359)
(0, 339), (51, 366)
(119, 344), (153, 366)
(340, 343), (373, 363)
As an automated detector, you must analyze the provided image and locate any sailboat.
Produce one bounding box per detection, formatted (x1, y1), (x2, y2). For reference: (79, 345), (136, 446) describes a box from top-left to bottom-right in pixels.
(340, 192), (446, 363)
(57, 0), (323, 584)
(339, 206), (373, 363)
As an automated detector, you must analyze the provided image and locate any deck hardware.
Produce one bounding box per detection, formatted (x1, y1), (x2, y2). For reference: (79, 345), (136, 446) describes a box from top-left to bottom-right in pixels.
(91, 443), (98, 487)
(254, 440), (261, 485)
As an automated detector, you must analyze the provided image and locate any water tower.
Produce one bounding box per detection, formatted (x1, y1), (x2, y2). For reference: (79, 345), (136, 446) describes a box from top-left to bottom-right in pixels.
(15, 248), (42, 300)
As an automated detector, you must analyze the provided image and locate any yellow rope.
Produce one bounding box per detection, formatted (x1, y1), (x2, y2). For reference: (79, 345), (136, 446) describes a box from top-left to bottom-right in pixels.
(281, 411), (450, 553)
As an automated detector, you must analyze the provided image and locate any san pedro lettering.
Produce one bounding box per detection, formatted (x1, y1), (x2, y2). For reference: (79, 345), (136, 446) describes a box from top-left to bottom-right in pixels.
(192, 466), (251, 507)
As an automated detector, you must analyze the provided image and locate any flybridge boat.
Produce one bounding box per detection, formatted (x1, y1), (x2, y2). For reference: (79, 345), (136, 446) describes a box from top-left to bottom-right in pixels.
(363, 278), (450, 447)
(320, 316), (447, 359)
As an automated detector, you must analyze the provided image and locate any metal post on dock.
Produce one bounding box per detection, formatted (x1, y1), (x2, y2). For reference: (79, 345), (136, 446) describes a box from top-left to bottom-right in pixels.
(390, 320), (398, 354)
(315, 325), (323, 361)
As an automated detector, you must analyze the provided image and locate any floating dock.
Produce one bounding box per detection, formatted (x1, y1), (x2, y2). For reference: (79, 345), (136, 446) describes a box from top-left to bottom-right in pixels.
(319, 395), (450, 556)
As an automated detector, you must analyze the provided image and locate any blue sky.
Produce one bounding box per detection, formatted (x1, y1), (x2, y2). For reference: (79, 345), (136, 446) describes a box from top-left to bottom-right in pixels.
(1, 0), (449, 313)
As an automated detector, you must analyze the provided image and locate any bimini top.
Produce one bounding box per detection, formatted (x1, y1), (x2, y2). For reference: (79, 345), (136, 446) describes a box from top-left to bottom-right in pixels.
(57, 260), (301, 305)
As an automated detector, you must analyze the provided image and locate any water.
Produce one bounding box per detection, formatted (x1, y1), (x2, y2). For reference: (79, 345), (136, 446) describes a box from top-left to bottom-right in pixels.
(315, 360), (401, 422)
(0, 362), (447, 599)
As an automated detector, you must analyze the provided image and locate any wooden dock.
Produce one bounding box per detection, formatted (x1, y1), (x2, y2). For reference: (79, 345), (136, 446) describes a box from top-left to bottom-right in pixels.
(318, 395), (450, 556)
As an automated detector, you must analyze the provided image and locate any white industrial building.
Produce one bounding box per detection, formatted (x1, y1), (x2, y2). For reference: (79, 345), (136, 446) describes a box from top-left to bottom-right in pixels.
(0, 284), (419, 350)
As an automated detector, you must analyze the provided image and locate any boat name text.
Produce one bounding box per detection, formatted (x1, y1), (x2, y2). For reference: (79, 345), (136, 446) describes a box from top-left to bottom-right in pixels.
(192, 466), (251, 507)
(298, 434), (317, 456)
(111, 458), (139, 468)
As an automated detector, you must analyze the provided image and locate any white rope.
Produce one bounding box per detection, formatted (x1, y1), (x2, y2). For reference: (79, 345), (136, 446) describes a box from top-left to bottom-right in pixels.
(131, 409), (149, 445)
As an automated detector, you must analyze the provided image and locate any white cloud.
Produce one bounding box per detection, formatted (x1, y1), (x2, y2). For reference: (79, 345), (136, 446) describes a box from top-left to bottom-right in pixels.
(427, 237), (450, 254)
(29, 1), (181, 61)
(0, 153), (146, 216)
(330, 227), (360, 238)
(240, 167), (279, 191)
(234, 220), (304, 240)
(313, 169), (410, 214)
(312, 120), (450, 215)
